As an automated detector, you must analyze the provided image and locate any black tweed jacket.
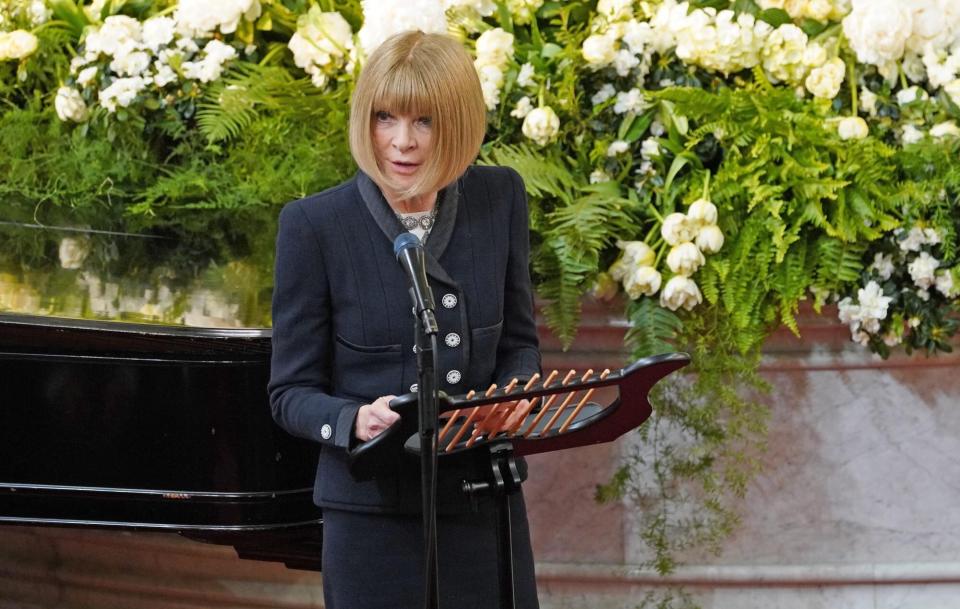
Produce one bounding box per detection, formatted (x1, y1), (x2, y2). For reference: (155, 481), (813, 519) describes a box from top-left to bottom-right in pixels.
(268, 165), (541, 513)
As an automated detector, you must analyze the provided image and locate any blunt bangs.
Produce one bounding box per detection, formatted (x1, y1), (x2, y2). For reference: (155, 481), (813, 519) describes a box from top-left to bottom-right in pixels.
(350, 31), (487, 201)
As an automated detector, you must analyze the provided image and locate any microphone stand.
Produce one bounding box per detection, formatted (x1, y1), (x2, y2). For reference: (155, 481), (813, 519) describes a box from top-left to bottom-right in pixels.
(414, 306), (440, 609)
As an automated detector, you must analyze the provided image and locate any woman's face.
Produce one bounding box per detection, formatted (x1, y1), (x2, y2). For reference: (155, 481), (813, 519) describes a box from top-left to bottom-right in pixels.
(372, 110), (433, 195)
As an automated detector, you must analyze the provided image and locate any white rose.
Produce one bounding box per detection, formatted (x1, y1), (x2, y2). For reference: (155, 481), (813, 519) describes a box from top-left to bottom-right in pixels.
(805, 57), (845, 99)
(905, 0), (953, 55)
(842, 0), (913, 67)
(58, 237), (91, 269)
(686, 199), (718, 228)
(357, 0), (447, 56)
(622, 19), (652, 54)
(475, 27), (514, 67)
(98, 76), (149, 112)
(661, 213), (694, 246)
(837, 116), (869, 140)
(521, 106), (560, 146)
(288, 9), (354, 86)
(695, 225), (724, 254)
(110, 49), (151, 77)
(667, 242), (706, 276)
(176, 0), (261, 36)
(761, 24), (809, 84)
(908, 251), (940, 289)
(85, 15), (142, 57)
(624, 266), (662, 298)
(55, 87), (90, 122)
(930, 121), (960, 138)
(606, 140), (629, 156)
(660, 275), (703, 311)
(142, 16), (176, 53)
(582, 33), (618, 68)
(0, 30), (39, 60)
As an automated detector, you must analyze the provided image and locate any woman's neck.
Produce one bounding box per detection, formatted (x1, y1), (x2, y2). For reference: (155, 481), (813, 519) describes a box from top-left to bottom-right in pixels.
(384, 190), (438, 214)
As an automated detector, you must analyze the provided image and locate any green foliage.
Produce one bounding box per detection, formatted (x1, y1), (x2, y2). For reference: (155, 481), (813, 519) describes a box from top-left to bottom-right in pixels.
(626, 297), (683, 357)
(484, 144), (639, 346)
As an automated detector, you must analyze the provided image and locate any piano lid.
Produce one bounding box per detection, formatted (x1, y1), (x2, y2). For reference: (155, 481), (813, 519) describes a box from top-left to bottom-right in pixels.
(0, 223), (323, 570)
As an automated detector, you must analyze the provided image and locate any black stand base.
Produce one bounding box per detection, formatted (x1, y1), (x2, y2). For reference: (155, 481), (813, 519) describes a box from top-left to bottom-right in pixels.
(462, 442), (523, 609)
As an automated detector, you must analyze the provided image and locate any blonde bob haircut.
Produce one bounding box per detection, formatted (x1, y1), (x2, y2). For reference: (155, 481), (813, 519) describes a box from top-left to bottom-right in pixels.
(349, 31), (487, 200)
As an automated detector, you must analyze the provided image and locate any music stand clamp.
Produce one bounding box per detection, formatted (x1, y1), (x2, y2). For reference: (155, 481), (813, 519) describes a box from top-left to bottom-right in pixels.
(462, 441), (523, 609)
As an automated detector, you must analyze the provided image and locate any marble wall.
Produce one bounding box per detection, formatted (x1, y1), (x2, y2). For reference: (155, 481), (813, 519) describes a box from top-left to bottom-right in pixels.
(1, 304), (959, 608)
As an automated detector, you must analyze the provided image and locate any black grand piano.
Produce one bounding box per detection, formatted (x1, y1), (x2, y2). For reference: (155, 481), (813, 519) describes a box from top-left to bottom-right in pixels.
(0, 312), (324, 571)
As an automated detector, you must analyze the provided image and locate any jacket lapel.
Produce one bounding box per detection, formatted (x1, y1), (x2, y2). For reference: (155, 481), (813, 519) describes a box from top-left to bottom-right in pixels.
(355, 171), (460, 287)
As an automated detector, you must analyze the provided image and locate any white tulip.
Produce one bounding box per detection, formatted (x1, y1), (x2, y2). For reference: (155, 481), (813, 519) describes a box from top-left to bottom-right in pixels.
(686, 198), (718, 228)
(55, 87), (90, 122)
(624, 266), (662, 299)
(695, 224), (725, 254)
(661, 213), (694, 246)
(667, 242), (706, 276)
(616, 240), (656, 268)
(660, 275), (703, 311)
(521, 106), (560, 146)
(58, 237), (91, 270)
(837, 116), (869, 140)
(0, 30), (39, 60)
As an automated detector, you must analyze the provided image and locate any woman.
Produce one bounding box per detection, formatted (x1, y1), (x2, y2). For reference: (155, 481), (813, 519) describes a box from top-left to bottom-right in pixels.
(268, 31), (541, 608)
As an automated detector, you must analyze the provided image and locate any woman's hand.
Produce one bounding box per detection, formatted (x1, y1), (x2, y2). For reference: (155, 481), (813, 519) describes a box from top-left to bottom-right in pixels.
(355, 395), (400, 441)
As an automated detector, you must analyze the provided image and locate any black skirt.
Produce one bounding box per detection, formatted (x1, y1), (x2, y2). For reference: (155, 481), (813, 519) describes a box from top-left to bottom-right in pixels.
(321, 491), (539, 609)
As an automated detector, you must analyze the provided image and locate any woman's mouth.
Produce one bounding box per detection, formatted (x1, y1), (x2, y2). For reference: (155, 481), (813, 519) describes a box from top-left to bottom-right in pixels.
(389, 160), (421, 176)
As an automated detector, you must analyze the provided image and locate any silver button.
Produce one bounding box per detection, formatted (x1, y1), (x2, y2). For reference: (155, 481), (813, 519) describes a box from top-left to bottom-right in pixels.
(410, 383), (418, 392)
(320, 424), (333, 440)
(446, 370), (462, 384)
(444, 332), (461, 348)
(441, 294), (458, 309)
(412, 344), (418, 354)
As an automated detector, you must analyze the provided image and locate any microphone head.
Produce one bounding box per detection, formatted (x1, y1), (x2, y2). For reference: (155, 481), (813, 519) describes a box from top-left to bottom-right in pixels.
(393, 232), (422, 258)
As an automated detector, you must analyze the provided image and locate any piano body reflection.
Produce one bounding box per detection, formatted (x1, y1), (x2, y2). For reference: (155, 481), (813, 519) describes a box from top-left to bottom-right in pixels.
(0, 312), (323, 570)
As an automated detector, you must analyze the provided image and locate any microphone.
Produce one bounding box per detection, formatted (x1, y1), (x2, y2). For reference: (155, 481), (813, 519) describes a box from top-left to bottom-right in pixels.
(393, 233), (439, 335)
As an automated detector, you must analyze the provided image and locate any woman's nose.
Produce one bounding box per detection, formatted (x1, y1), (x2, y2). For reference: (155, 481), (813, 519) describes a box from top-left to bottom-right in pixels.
(393, 121), (416, 150)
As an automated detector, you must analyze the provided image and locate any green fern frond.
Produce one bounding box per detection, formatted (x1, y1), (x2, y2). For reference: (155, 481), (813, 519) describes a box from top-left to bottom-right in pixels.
(625, 297), (683, 358)
(481, 144), (578, 203)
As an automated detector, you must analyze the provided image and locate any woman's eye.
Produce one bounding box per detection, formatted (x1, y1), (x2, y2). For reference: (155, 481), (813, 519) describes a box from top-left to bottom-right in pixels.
(375, 111), (392, 122)
(417, 117), (432, 127)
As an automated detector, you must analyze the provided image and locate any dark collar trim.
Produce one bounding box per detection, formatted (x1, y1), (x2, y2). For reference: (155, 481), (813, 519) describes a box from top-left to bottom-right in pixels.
(356, 171), (459, 286)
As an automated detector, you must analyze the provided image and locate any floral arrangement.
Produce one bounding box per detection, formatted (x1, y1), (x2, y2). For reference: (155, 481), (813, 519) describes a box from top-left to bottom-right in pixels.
(2, 0), (960, 593)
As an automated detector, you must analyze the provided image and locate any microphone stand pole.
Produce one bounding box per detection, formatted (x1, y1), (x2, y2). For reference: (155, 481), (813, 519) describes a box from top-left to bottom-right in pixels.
(414, 308), (440, 609)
